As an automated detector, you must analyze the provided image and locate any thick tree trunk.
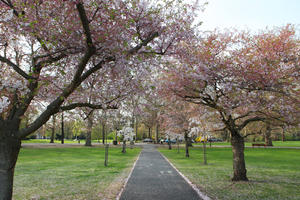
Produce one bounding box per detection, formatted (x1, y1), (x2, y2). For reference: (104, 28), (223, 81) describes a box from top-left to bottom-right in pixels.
(184, 132), (189, 158)
(231, 134), (248, 181)
(0, 137), (21, 200)
(50, 115), (55, 143)
(265, 122), (273, 146)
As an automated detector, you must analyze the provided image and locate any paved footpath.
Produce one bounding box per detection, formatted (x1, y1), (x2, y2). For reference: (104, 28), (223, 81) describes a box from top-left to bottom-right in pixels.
(120, 144), (202, 200)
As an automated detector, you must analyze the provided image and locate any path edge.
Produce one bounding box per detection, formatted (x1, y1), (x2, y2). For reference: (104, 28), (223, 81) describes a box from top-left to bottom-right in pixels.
(116, 151), (142, 200)
(159, 152), (211, 200)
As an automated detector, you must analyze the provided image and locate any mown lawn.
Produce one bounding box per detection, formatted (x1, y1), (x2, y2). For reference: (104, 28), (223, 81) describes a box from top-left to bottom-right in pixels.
(197, 140), (300, 147)
(21, 139), (114, 144)
(13, 147), (140, 200)
(159, 147), (300, 200)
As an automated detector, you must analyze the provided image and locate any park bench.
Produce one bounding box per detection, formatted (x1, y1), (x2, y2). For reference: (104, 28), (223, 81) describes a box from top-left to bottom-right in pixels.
(252, 143), (266, 148)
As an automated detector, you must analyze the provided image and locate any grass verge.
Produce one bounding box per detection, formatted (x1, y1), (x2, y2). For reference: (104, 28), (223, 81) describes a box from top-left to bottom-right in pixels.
(13, 146), (141, 200)
(159, 147), (300, 200)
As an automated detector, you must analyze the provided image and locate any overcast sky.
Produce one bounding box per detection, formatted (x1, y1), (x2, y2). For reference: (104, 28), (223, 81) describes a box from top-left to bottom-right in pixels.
(199, 0), (300, 32)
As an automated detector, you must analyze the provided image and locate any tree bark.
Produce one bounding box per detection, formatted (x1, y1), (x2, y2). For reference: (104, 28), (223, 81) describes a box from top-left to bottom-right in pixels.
(168, 140), (172, 150)
(135, 117), (138, 141)
(265, 122), (273, 146)
(102, 122), (105, 144)
(148, 127), (151, 138)
(61, 112), (64, 144)
(122, 141), (126, 153)
(50, 115), (55, 143)
(231, 133), (248, 181)
(203, 142), (207, 165)
(184, 132), (189, 158)
(0, 137), (21, 200)
(281, 126), (285, 142)
(85, 113), (93, 146)
(155, 123), (159, 144)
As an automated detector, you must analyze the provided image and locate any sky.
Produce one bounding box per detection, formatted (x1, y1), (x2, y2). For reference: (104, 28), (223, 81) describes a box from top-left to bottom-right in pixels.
(199, 0), (300, 32)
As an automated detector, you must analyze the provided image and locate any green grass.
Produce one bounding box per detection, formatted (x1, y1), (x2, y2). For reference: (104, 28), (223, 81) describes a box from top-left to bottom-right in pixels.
(21, 139), (114, 144)
(197, 140), (300, 147)
(159, 147), (300, 200)
(13, 147), (141, 200)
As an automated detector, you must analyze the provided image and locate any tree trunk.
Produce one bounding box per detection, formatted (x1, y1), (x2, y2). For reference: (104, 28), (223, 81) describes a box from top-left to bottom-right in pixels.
(85, 114), (93, 146)
(231, 133), (248, 181)
(0, 137), (21, 200)
(104, 144), (109, 166)
(122, 141), (126, 153)
(102, 122), (105, 145)
(203, 142), (207, 165)
(61, 112), (64, 144)
(155, 124), (159, 144)
(265, 122), (273, 146)
(281, 126), (285, 142)
(168, 141), (172, 150)
(148, 127), (151, 138)
(50, 115), (55, 143)
(135, 117), (138, 141)
(184, 132), (189, 158)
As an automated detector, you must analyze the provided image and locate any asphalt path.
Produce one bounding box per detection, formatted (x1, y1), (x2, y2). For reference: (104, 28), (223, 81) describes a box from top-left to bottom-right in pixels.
(120, 144), (202, 200)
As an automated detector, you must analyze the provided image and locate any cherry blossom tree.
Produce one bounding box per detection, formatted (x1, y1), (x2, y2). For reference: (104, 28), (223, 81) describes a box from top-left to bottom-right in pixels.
(160, 26), (299, 181)
(0, 0), (201, 198)
(117, 125), (134, 153)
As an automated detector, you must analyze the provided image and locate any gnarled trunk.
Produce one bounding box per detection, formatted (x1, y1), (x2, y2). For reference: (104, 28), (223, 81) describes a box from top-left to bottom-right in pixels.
(0, 137), (21, 200)
(231, 133), (248, 181)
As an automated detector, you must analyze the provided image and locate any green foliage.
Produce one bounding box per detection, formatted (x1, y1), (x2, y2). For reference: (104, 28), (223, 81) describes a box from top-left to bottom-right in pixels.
(159, 147), (300, 200)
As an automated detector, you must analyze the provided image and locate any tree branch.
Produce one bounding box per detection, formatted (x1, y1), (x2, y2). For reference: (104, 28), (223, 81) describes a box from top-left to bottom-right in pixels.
(76, 3), (94, 49)
(61, 103), (118, 111)
(127, 32), (159, 55)
(0, 55), (36, 80)
(238, 116), (265, 131)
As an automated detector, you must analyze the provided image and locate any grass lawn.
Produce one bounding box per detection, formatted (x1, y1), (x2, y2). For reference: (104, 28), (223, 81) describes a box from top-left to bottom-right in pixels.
(21, 139), (114, 144)
(159, 147), (300, 200)
(197, 140), (300, 147)
(13, 146), (141, 200)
